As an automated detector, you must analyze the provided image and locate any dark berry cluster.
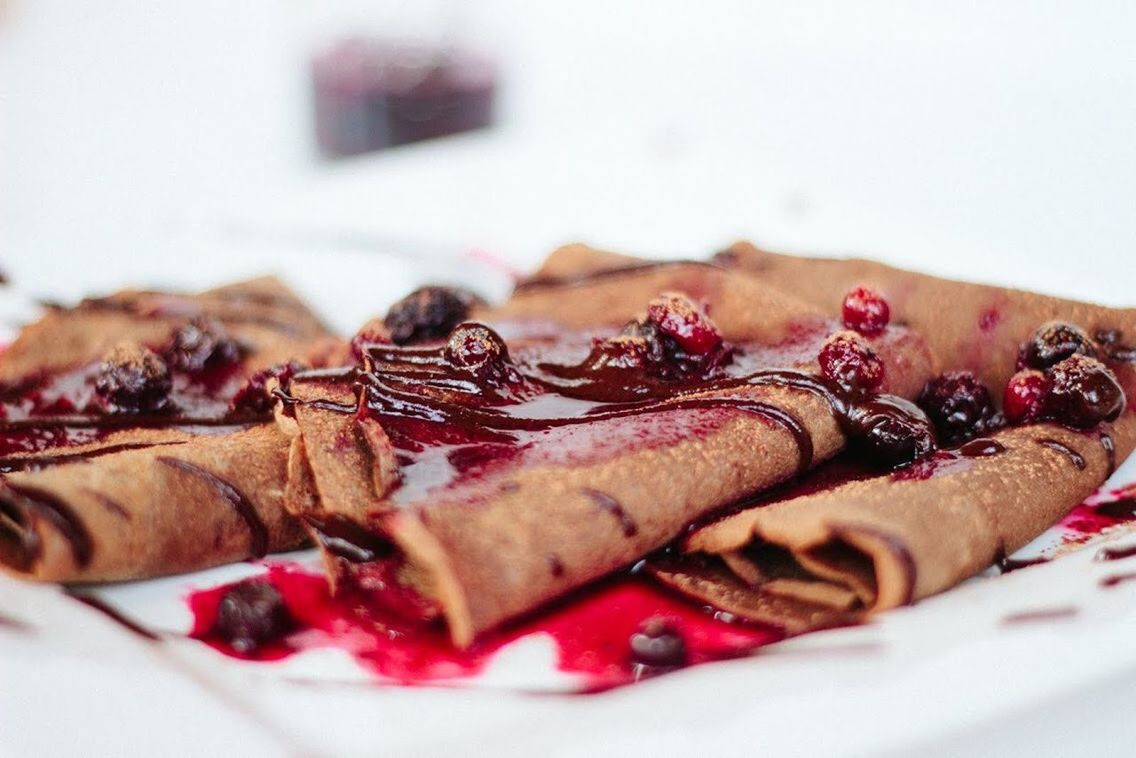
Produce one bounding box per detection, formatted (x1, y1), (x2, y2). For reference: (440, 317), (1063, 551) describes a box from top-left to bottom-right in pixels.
(164, 318), (246, 374)
(586, 293), (732, 380)
(917, 371), (999, 445)
(1004, 322), (1125, 428)
(95, 345), (173, 414)
(383, 286), (485, 345)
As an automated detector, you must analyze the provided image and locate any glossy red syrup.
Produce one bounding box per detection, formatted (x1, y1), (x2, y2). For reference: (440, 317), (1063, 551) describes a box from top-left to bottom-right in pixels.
(1059, 484), (1136, 541)
(188, 563), (783, 690)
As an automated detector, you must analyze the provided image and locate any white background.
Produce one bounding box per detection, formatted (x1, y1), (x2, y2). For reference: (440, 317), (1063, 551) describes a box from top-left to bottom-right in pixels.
(2, 2), (1136, 756)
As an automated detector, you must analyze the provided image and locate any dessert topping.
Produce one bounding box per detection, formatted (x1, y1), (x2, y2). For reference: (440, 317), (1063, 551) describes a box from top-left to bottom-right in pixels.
(1003, 369), (1050, 424)
(1005, 325), (1125, 429)
(646, 292), (723, 355)
(230, 361), (304, 415)
(384, 286), (484, 345)
(1017, 321), (1100, 370)
(818, 331), (885, 395)
(841, 286), (890, 336)
(629, 616), (687, 671)
(95, 344), (172, 414)
(164, 318), (246, 373)
(212, 578), (294, 654)
(843, 395), (937, 468)
(1045, 354), (1125, 428)
(917, 370), (999, 445)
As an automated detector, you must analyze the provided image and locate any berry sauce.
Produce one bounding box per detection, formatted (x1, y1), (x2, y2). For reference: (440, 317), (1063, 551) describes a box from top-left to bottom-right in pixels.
(0, 334), (271, 465)
(1060, 484), (1136, 540)
(187, 563), (782, 691)
(285, 315), (935, 513)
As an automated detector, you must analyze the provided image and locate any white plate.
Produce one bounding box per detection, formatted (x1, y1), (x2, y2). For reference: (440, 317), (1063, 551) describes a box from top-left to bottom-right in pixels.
(3, 238), (1136, 757)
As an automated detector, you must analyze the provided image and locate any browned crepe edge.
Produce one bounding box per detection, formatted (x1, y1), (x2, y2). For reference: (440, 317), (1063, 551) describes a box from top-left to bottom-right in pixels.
(0, 276), (333, 384)
(0, 424), (307, 582)
(284, 270), (935, 645)
(656, 415), (1135, 633)
(717, 241), (1136, 392)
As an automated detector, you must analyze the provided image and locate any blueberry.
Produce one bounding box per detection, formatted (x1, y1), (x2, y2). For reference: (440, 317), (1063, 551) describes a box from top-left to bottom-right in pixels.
(95, 345), (172, 414)
(917, 371), (997, 445)
(1044, 354), (1125, 428)
(1018, 322), (1099, 370)
(165, 318), (245, 373)
(629, 617), (687, 671)
(384, 286), (484, 345)
(213, 579), (293, 654)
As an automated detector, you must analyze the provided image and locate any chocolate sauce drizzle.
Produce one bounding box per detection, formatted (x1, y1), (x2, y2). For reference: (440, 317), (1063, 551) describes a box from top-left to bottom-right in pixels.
(994, 542), (1050, 574)
(0, 482), (93, 569)
(304, 515), (396, 563)
(1094, 497), (1136, 521)
(957, 438), (1006, 457)
(1035, 438), (1086, 470)
(1099, 428), (1117, 476)
(0, 440), (186, 473)
(156, 457), (268, 558)
(288, 326), (933, 510)
(583, 489), (639, 537)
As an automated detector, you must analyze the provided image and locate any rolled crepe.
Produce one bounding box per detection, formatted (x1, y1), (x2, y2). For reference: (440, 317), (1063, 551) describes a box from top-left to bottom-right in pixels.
(0, 276), (333, 384)
(508, 244), (1136, 632)
(525, 242), (1136, 392)
(715, 241), (1136, 392)
(283, 268), (935, 646)
(0, 425), (306, 581)
(655, 416), (1136, 633)
(0, 277), (335, 582)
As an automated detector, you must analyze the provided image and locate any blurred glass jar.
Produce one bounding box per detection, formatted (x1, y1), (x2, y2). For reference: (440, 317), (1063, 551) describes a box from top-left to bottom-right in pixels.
(312, 37), (496, 158)
(302, 0), (496, 159)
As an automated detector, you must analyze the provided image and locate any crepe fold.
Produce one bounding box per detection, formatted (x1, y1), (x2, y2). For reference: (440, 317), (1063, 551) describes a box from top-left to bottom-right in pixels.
(714, 241), (1136, 392)
(653, 418), (1135, 633)
(0, 277), (335, 582)
(0, 275), (334, 384)
(281, 265), (936, 646)
(511, 243), (1136, 633)
(0, 425), (307, 582)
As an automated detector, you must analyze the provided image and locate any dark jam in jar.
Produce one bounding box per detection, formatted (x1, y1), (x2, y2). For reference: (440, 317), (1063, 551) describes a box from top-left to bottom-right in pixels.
(312, 39), (497, 158)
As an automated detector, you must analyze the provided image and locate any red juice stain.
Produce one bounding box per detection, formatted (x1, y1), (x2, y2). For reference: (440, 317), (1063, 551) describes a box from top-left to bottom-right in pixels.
(1060, 484), (1136, 538)
(187, 564), (782, 690)
(978, 308), (1001, 332)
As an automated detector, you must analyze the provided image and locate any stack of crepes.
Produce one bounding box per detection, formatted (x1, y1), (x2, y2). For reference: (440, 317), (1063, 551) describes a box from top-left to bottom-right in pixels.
(277, 243), (1136, 646)
(3, 247), (1132, 652)
(0, 277), (338, 581)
